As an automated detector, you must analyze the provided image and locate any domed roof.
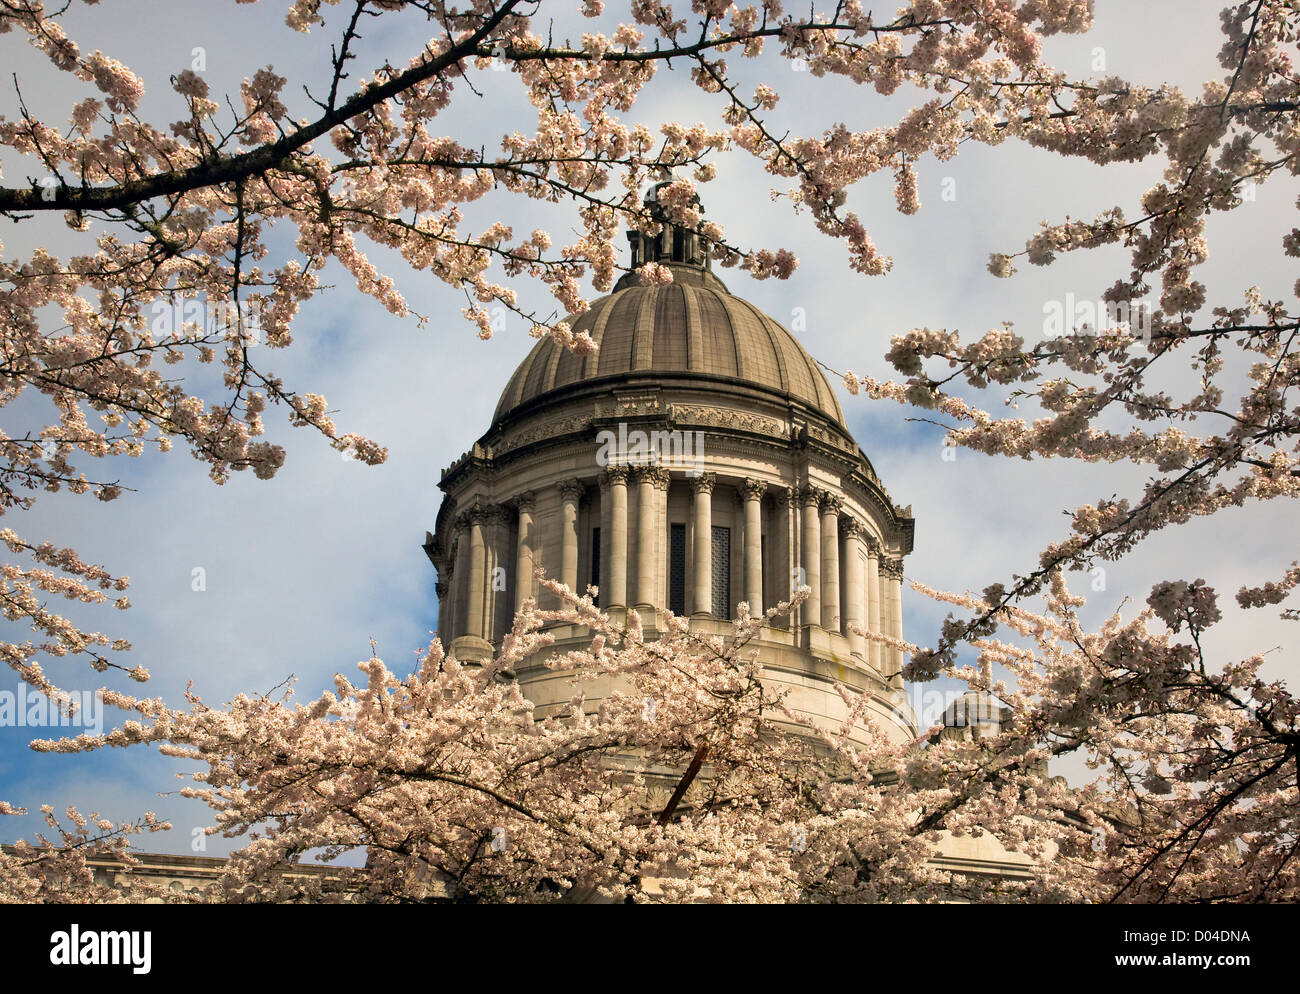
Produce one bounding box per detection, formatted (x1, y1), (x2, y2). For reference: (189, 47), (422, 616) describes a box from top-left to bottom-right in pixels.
(492, 266), (846, 428)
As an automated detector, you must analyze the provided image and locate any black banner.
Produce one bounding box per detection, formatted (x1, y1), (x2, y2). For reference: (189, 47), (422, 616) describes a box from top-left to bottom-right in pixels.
(0, 901), (1283, 981)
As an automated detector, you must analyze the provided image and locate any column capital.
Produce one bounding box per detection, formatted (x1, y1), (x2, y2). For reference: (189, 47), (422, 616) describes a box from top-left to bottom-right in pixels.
(841, 516), (865, 538)
(882, 556), (904, 579)
(779, 485), (799, 509)
(818, 492), (843, 516)
(435, 580), (448, 598)
(635, 464), (671, 490)
(556, 478), (585, 503)
(514, 490), (535, 513)
(741, 477), (768, 501)
(604, 464), (630, 485)
(473, 503), (507, 525)
(799, 483), (822, 506)
(690, 471), (716, 495)
(454, 510), (473, 532)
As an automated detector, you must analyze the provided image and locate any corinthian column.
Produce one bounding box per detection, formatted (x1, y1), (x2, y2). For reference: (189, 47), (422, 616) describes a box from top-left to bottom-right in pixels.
(842, 517), (865, 659)
(741, 478), (766, 615)
(605, 465), (629, 609)
(886, 556), (905, 690)
(866, 537), (883, 673)
(466, 504), (488, 638)
(635, 465), (669, 612)
(485, 503), (510, 642)
(435, 578), (450, 638)
(450, 504), (492, 663)
(800, 485), (821, 628)
(691, 473), (716, 617)
(513, 492), (535, 612)
(557, 479), (583, 594)
(819, 492), (842, 633)
(779, 487), (797, 628)
(453, 511), (471, 638)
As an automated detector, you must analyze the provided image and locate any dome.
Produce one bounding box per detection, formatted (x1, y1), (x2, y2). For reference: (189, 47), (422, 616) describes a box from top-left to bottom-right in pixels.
(431, 188), (917, 753)
(492, 266), (846, 429)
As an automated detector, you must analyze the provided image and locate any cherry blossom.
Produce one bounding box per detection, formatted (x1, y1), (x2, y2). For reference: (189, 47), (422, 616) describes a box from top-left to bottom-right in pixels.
(0, 0), (1296, 903)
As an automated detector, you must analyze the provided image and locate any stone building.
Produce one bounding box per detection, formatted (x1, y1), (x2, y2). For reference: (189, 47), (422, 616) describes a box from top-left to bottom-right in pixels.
(425, 185), (918, 748)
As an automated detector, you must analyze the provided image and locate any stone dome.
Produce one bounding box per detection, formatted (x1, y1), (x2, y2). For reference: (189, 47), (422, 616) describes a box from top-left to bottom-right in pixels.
(492, 267), (846, 429)
(430, 186), (916, 754)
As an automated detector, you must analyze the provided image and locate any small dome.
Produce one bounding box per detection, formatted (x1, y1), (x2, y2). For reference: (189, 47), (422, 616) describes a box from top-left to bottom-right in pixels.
(492, 265), (846, 428)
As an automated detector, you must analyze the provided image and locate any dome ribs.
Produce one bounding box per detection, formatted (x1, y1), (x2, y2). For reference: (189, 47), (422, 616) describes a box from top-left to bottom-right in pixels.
(725, 294), (784, 401)
(491, 278), (847, 429)
(593, 289), (640, 379)
(683, 283), (705, 371)
(582, 293), (618, 382)
(694, 288), (739, 379)
(522, 332), (562, 403)
(631, 285), (659, 371)
(650, 284), (688, 372)
(731, 292), (843, 423)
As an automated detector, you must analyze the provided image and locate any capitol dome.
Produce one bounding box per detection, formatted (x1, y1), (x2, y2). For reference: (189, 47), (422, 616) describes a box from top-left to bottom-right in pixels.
(427, 186), (916, 747)
(492, 268), (846, 430)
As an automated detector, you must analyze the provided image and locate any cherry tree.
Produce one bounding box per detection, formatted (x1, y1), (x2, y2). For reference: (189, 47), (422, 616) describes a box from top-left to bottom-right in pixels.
(9, 582), (1090, 903)
(0, 0), (1296, 901)
(837, 0), (1300, 901)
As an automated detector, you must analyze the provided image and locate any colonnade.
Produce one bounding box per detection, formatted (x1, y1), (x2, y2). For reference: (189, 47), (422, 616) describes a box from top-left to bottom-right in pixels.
(442, 469), (906, 678)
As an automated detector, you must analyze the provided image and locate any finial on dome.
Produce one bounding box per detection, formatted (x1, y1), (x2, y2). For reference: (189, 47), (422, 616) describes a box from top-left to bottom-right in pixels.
(625, 177), (710, 272)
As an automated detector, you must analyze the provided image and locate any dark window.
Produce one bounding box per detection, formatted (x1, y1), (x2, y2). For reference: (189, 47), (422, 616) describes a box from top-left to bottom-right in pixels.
(669, 523), (686, 616)
(591, 526), (601, 607)
(672, 228), (684, 262)
(711, 525), (731, 619)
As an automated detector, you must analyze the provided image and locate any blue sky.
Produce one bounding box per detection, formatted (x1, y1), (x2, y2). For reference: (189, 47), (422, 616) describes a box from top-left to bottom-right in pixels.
(0, 0), (1295, 855)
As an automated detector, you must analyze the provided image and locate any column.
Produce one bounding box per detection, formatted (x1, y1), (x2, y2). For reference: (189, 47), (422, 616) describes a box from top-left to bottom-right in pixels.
(597, 476), (610, 604)
(606, 465), (629, 609)
(453, 514), (472, 638)
(513, 492), (535, 612)
(800, 485), (821, 628)
(436, 577), (450, 639)
(779, 487), (797, 627)
(488, 504), (512, 640)
(635, 466), (669, 611)
(819, 492), (842, 633)
(842, 518), (865, 659)
(557, 479), (582, 593)
(741, 478), (766, 616)
(691, 472), (716, 617)
(450, 505), (492, 662)
(880, 557), (894, 674)
(866, 537), (883, 673)
(467, 504), (487, 638)
(887, 556), (905, 690)
(655, 469), (670, 609)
